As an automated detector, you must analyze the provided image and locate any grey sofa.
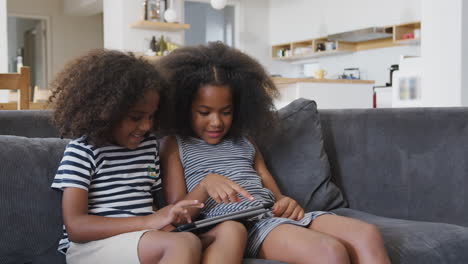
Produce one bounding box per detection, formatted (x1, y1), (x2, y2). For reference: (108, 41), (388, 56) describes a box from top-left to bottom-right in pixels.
(1, 98), (467, 264)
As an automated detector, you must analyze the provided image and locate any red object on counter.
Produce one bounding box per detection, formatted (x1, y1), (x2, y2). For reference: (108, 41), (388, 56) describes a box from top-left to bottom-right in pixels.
(402, 33), (414, 39)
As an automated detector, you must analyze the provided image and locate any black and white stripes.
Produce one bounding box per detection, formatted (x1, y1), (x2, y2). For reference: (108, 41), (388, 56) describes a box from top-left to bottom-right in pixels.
(51, 135), (161, 254)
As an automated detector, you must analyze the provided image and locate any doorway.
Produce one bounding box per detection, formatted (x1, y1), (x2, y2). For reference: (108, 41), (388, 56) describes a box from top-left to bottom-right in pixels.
(7, 15), (49, 102)
(184, 1), (236, 47)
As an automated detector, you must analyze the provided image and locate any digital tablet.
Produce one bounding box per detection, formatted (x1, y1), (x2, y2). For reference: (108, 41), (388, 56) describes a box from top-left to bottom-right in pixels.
(172, 202), (273, 233)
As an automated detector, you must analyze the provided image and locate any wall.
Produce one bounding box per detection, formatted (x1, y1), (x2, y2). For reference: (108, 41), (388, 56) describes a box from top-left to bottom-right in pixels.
(259, 0), (421, 85)
(421, 0), (462, 106)
(0, 0), (7, 102)
(236, 0), (299, 77)
(7, 0), (103, 83)
(0, 0), (7, 73)
(461, 1), (468, 106)
(268, 0), (421, 44)
(103, 0), (184, 53)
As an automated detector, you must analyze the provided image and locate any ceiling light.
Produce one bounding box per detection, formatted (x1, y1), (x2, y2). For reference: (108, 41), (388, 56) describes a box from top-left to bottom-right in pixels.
(210, 0), (227, 10)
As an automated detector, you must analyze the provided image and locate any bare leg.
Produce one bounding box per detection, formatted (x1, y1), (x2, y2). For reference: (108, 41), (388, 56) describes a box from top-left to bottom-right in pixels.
(310, 214), (391, 264)
(138, 230), (202, 264)
(257, 224), (350, 264)
(199, 221), (247, 264)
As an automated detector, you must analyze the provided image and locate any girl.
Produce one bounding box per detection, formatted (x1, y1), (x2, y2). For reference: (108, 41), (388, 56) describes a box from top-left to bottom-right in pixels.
(49, 49), (204, 264)
(159, 42), (391, 264)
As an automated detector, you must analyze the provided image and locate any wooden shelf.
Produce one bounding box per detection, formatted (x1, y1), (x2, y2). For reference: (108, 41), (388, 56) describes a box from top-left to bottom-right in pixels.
(272, 21), (421, 62)
(273, 50), (354, 62)
(272, 39), (355, 61)
(394, 38), (420, 45)
(130, 20), (190, 31)
(394, 22), (420, 42)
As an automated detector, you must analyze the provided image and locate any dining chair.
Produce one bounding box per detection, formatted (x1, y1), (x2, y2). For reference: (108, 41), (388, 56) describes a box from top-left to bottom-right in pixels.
(0, 67), (30, 110)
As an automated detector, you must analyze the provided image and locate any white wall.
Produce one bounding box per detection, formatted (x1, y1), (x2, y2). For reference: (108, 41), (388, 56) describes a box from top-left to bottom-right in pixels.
(237, 0), (281, 73)
(461, 1), (468, 106)
(103, 0), (184, 53)
(0, 0), (9, 102)
(421, 0), (462, 106)
(7, 0), (103, 82)
(269, 0), (421, 44)
(0, 0), (8, 73)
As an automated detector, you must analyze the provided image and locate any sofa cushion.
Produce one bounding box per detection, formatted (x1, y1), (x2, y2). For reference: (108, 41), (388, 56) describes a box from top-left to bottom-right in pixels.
(333, 208), (468, 264)
(0, 110), (59, 138)
(260, 98), (346, 212)
(0, 135), (69, 264)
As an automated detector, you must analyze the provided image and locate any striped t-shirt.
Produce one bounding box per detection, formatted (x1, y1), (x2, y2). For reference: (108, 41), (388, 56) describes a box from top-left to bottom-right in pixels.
(51, 135), (161, 253)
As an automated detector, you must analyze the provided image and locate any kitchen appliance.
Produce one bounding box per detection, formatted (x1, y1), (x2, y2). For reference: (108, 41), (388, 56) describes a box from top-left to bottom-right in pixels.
(327, 27), (393, 42)
(392, 56), (422, 108)
(373, 64), (399, 108)
(341, 68), (360, 80)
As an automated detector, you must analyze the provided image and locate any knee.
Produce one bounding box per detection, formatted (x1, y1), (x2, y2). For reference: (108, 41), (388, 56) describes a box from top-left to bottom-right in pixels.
(215, 221), (247, 240)
(356, 223), (385, 247)
(317, 237), (349, 264)
(173, 232), (203, 252)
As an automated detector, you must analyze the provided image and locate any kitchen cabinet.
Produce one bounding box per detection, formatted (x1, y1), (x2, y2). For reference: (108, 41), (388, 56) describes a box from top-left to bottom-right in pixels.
(272, 21), (420, 62)
(273, 78), (374, 109)
(130, 20), (190, 31)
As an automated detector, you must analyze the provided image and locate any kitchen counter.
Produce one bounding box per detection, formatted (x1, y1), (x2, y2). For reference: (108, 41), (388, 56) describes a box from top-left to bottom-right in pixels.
(272, 77), (375, 85)
(272, 78), (374, 109)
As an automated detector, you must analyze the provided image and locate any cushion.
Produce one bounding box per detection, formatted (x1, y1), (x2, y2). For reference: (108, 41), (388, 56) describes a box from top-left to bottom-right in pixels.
(260, 98), (346, 212)
(333, 208), (468, 264)
(0, 110), (59, 138)
(0, 135), (69, 264)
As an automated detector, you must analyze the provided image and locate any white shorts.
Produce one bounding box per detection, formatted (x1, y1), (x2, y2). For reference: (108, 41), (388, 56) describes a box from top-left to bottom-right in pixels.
(66, 230), (150, 264)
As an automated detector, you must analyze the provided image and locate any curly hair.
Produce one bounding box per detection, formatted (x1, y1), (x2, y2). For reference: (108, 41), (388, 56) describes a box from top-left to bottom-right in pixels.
(48, 49), (168, 146)
(157, 42), (279, 142)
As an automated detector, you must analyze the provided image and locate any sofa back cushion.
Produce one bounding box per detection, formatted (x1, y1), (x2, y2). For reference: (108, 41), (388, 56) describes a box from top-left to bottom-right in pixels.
(319, 107), (468, 226)
(260, 98), (346, 212)
(0, 135), (69, 263)
(0, 110), (59, 138)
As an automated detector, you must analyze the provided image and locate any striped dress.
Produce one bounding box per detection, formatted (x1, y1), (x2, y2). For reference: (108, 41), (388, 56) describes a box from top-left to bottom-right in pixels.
(51, 135), (161, 254)
(177, 136), (331, 257)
